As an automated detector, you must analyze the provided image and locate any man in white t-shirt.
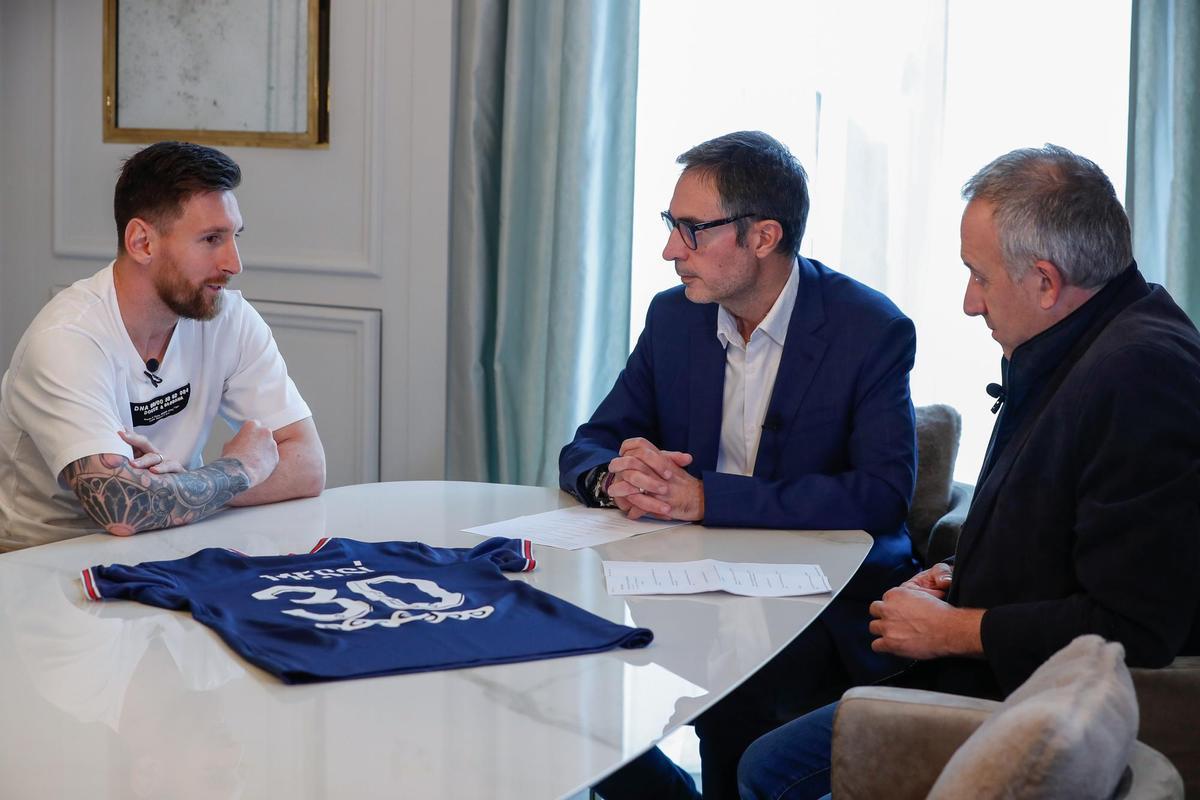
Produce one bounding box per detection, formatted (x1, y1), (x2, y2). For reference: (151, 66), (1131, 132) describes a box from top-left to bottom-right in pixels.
(0, 141), (325, 551)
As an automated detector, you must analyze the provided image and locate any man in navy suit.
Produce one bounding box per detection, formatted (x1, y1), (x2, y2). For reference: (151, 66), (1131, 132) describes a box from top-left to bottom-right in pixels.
(559, 131), (919, 800)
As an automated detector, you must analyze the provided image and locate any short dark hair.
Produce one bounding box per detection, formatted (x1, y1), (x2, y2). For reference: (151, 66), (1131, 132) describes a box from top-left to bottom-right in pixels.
(676, 131), (810, 258)
(113, 141), (242, 252)
(962, 144), (1132, 288)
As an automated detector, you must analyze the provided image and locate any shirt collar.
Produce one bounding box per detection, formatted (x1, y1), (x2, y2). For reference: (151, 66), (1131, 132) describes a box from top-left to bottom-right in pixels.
(716, 259), (800, 348)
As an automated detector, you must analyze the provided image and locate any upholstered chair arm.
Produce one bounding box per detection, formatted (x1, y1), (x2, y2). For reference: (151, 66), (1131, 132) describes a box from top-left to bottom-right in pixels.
(1131, 657), (1200, 798)
(830, 686), (999, 800)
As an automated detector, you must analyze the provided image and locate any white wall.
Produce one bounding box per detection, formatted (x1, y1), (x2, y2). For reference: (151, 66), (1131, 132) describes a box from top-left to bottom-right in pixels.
(0, 0), (453, 484)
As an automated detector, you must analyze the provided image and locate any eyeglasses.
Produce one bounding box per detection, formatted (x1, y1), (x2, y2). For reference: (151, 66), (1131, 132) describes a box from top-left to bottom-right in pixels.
(660, 210), (757, 250)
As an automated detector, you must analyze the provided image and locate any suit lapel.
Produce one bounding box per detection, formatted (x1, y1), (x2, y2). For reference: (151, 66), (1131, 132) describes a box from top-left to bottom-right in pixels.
(755, 259), (828, 478)
(953, 372), (1072, 574)
(950, 456), (1005, 580)
(688, 305), (725, 474)
(950, 403), (1050, 592)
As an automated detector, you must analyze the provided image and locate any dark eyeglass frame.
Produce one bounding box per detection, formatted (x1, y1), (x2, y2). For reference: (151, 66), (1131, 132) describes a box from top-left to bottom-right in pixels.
(660, 210), (757, 250)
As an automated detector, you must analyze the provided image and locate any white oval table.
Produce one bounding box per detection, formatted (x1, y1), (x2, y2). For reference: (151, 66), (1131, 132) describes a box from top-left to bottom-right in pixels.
(0, 481), (871, 800)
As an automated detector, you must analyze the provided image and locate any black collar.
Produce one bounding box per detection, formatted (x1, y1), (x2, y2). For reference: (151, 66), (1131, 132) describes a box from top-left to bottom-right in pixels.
(1002, 263), (1144, 411)
(975, 263), (1147, 490)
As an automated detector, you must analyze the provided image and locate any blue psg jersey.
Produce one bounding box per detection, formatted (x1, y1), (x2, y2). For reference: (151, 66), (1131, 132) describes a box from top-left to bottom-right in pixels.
(82, 537), (653, 684)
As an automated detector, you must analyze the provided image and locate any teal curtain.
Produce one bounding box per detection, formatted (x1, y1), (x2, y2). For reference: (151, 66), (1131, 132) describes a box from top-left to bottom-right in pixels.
(447, 1), (639, 486)
(1129, 0), (1200, 320)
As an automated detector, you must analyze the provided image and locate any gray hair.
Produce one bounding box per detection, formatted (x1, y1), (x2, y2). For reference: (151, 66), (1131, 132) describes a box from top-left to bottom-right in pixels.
(961, 144), (1132, 288)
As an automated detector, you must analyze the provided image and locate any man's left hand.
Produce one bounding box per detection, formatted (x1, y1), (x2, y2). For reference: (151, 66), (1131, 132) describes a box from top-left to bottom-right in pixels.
(901, 562), (954, 599)
(118, 428), (184, 474)
(868, 586), (985, 660)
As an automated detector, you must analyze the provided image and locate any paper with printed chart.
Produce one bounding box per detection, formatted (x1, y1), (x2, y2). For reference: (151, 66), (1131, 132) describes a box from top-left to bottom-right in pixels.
(463, 505), (687, 550)
(602, 559), (832, 597)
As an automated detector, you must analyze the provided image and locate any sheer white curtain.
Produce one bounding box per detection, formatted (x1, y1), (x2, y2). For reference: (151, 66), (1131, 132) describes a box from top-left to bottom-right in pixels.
(632, 0), (1131, 483)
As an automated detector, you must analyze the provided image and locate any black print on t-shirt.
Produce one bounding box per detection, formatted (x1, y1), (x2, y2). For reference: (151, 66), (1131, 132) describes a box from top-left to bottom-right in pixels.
(131, 384), (191, 427)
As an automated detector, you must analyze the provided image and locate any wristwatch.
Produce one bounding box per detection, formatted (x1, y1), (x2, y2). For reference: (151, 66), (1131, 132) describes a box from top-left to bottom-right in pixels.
(586, 466), (617, 508)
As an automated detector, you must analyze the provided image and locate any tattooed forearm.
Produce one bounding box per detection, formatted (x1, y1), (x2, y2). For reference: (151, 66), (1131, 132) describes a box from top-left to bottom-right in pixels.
(62, 453), (252, 536)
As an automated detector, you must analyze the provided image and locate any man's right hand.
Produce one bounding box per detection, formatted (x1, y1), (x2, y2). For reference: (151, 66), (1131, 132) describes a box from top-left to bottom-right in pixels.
(901, 562), (954, 599)
(220, 420), (279, 487)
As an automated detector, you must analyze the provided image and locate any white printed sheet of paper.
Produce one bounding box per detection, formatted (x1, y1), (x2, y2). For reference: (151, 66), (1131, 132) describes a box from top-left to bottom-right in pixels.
(462, 506), (687, 550)
(602, 559), (832, 597)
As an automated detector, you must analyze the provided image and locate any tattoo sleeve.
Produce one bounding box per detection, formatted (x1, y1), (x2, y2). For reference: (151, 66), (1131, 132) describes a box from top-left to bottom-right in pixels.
(62, 453), (252, 536)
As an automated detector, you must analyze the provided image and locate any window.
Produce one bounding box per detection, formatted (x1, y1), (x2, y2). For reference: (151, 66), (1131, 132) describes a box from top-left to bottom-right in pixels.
(628, 0), (1131, 771)
(631, 0), (1131, 483)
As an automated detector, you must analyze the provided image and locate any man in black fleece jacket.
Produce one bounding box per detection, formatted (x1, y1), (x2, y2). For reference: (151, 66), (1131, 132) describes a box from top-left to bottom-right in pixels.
(736, 143), (1200, 800)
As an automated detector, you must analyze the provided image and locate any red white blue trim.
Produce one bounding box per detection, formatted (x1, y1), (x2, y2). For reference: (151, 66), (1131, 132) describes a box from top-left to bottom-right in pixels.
(310, 537), (332, 553)
(80, 567), (102, 601)
(521, 539), (536, 571)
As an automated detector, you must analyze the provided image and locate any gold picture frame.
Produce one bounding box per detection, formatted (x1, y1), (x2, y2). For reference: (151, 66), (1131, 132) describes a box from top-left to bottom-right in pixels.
(102, 0), (330, 149)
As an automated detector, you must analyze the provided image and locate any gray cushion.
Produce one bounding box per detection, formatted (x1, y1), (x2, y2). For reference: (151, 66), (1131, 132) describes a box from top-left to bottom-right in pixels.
(928, 635), (1138, 800)
(909, 404), (962, 554)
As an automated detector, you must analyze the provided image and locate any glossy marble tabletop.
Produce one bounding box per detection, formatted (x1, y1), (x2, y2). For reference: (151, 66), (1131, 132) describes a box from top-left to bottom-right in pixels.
(0, 481), (871, 800)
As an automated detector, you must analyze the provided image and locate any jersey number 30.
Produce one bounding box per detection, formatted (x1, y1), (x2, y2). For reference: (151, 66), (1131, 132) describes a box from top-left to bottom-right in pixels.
(251, 575), (494, 632)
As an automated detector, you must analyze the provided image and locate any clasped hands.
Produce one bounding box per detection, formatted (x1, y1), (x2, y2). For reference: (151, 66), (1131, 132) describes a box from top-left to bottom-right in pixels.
(119, 428), (185, 473)
(868, 562), (984, 660)
(118, 420), (279, 485)
(606, 437), (704, 522)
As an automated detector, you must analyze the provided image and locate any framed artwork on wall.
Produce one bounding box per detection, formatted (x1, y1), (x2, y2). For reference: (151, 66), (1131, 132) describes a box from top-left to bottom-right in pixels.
(102, 0), (330, 148)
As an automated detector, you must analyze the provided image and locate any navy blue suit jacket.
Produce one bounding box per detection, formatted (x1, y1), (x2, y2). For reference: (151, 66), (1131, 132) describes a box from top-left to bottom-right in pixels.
(560, 258), (918, 678)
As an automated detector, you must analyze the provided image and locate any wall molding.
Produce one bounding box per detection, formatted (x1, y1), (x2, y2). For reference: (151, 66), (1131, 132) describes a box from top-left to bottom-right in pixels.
(36, 0), (450, 484)
(250, 300), (382, 486)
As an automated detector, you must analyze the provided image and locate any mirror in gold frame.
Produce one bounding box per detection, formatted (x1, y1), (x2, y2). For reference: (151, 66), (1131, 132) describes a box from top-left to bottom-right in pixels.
(103, 0), (329, 149)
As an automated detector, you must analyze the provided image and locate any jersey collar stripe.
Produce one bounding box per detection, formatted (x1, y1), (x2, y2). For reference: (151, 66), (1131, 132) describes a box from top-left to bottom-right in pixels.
(310, 538), (331, 553)
(521, 539), (536, 572)
(80, 568), (101, 601)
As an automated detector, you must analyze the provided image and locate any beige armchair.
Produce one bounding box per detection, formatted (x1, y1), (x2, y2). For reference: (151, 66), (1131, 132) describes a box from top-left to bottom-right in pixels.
(913, 519), (1199, 795)
(830, 637), (1183, 799)
(910, 404), (1199, 793)
(1131, 658), (1200, 797)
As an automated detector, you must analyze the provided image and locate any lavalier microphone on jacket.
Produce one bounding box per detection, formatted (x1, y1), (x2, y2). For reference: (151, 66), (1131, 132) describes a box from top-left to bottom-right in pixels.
(985, 382), (1005, 414)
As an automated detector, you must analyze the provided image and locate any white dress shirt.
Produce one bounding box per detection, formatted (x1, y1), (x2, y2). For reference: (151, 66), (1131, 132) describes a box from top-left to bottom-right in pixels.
(715, 261), (799, 476)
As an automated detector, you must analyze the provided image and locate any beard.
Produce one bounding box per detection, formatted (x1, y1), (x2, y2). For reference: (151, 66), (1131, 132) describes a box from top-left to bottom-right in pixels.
(153, 253), (227, 321)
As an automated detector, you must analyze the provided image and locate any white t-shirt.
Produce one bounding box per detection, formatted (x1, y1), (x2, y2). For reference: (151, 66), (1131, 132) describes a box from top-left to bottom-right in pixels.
(0, 263), (312, 550)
